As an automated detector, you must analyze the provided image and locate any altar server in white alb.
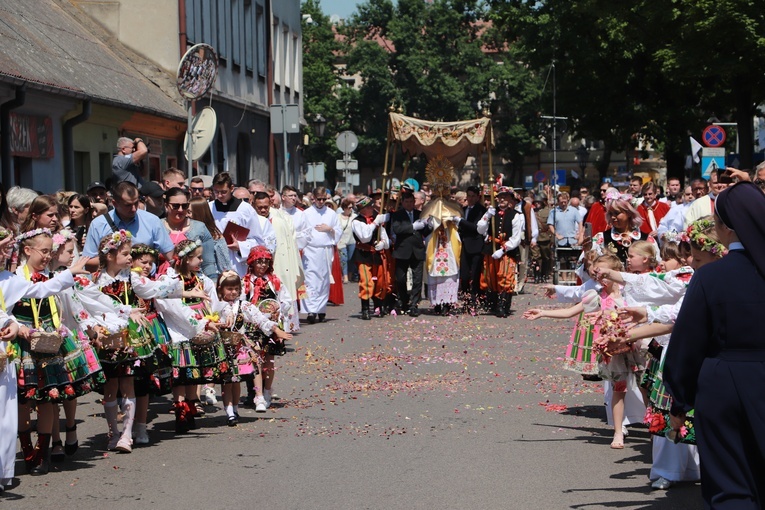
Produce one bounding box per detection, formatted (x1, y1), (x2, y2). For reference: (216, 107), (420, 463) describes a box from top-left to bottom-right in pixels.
(280, 185), (313, 251)
(208, 172), (276, 275)
(301, 187), (342, 324)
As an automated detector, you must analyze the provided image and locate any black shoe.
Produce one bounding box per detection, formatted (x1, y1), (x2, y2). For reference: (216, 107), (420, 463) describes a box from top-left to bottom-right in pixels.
(318, 313), (326, 323)
(227, 416), (238, 427)
(64, 424), (78, 456)
(361, 309), (371, 320)
(433, 304), (442, 315)
(29, 459), (49, 476)
(50, 441), (65, 463)
(307, 313), (316, 324)
(408, 307), (420, 317)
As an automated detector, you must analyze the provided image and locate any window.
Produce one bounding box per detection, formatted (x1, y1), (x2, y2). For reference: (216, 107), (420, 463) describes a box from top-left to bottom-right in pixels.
(99, 152), (111, 182)
(218, 2), (229, 60)
(232, 0), (242, 69)
(244, 0), (254, 73)
(74, 151), (90, 193)
(256, 5), (266, 78)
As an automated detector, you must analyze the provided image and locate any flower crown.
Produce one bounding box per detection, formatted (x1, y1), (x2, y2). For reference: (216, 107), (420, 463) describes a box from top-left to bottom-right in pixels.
(131, 244), (159, 259)
(660, 229), (690, 245)
(177, 239), (202, 258)
(51, 229), (74, 252)
(101, 229), (132, 254)
(686, 219), (726, 256)
(16, 228), (52, 244)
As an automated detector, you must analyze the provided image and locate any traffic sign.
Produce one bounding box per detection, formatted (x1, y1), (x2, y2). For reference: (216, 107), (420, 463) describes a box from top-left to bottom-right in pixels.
(336, 159), (358, 170)
(534, 170), (546, 183)
(306, 162), (325, 182)
(702, 125), (726, 148)
(336, 131), (358, 154)
(701, 148), (725, 179)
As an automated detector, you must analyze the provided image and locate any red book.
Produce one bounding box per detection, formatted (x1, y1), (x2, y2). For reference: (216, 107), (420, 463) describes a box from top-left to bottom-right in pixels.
(222, 222), (249, 244)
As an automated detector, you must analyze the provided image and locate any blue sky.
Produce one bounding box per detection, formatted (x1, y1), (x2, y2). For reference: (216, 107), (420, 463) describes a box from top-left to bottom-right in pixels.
(319, 0), (363, 19)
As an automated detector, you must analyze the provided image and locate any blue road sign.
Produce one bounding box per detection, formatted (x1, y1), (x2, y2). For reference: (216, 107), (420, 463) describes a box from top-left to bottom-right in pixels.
(701, 156), (725, 179)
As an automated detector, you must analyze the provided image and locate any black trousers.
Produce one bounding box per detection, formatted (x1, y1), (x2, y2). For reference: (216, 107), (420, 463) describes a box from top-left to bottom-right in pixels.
(394, 256), (424, 309)
(695, 358), (765, 508)
(460, 250), (484, 297)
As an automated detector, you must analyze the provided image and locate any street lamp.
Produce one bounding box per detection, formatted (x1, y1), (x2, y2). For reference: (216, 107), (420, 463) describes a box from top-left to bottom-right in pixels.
(311, 114), (326, 138)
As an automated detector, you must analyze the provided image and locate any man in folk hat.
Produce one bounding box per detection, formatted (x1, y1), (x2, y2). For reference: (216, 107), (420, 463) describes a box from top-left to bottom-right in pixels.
(351, 196), (391, 320)
(390, 188), (432, 316)
(480, 187), (524, 317)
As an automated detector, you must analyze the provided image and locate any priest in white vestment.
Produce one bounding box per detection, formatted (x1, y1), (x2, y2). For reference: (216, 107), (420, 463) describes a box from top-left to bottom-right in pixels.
(209, 173), (276, 276)
(300, 187), (341, 323)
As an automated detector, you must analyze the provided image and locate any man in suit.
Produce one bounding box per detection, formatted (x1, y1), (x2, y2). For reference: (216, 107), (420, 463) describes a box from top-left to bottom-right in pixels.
(390, 189), (432, 316)
(456, 185), (490, 314)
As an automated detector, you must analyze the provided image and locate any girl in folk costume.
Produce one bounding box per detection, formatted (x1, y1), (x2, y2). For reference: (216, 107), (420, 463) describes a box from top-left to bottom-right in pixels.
(525, 253), (636, 449)
(129, 244), (177, 444)
(217, 271), (289, 419)
(480, 188), (524, 318)
(91, 231), (202, 451)
(616, 220), (723, 490)
(0, 229), (86, 481)
(154, 239), (227, 433)
(11, 229), (95, 475)
(243, 246), (293, 409)
(46, 229), (111, 462)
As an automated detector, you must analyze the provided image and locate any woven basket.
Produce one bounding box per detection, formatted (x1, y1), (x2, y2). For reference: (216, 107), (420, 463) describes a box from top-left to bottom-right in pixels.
(0, 350), (6, 373)
(29, 331), (63, 354)
(191, 330), (216, 345)
(100, 331), (127, 351)
(220, 331), (244, 346)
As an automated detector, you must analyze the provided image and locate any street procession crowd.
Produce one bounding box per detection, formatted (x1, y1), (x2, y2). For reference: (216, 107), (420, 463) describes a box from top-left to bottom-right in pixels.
(0, 134), (764, 508)
(524, 163), (765, 506)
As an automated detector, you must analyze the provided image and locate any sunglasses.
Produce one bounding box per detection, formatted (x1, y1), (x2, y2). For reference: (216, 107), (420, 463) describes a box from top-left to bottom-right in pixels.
(168, 203), (190, 210)
(190, 187), (205, 192)
(315, 197), (328, 202)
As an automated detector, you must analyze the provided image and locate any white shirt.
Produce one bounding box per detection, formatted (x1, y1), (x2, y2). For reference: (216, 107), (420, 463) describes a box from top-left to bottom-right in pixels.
(303, 205), (342, 247)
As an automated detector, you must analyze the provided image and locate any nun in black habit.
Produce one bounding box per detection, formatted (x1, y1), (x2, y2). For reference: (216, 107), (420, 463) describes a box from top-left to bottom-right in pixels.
(664, 181), (765, 509)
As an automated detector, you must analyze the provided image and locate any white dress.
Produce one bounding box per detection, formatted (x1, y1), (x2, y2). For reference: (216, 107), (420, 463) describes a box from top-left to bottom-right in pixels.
(0, 310), (16, 488)
(426, 222), (460, 305)
(300, 205), (342, 314)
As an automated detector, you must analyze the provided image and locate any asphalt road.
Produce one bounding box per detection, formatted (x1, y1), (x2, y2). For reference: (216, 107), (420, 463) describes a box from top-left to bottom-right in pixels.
(4, 282), (703, 509)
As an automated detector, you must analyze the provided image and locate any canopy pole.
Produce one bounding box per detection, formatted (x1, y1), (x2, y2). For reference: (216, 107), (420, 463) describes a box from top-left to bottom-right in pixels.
(379, 119), (393, 215)
(487, 124), (496, 252)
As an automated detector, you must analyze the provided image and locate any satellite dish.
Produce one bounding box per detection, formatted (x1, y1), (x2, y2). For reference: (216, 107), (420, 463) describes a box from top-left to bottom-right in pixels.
(176, 43), (219, 100)
(330, 14), (341, 24)
(184, 106), (217, 161)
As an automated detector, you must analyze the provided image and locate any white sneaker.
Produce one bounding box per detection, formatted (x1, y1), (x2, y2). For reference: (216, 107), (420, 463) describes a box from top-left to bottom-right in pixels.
(255, 396), (267, 413)
(651, 477), (672, 490)
(263, 389), (272, 408)
(115, 437), (132, 453)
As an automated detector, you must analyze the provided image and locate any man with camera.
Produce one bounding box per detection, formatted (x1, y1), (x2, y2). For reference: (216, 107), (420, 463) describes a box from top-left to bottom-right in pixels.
(112, 137), (148, 188)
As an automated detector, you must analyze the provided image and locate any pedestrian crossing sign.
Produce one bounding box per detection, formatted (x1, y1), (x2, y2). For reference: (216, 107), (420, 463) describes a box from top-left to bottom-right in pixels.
(701, 147), (725, 180)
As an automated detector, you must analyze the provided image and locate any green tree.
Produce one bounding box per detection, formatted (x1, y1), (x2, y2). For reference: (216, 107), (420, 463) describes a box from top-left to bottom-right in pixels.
(340, 0), (542, 184)
(302, 0), (346, 189)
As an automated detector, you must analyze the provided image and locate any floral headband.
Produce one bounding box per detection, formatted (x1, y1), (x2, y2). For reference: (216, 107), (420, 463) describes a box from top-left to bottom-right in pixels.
(660, 229), (690, 245)
(687, 219), (726, 256)
(177, 239), (202, 258)
(51, 229), (74, 252)
(131, 244), (159, 259)
(16, 228), (52, 244)
(101, 229), (132, 254)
